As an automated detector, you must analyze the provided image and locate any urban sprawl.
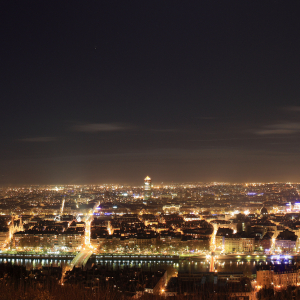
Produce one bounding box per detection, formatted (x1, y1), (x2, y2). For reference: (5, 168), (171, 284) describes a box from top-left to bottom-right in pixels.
(1, 178), (300, 299)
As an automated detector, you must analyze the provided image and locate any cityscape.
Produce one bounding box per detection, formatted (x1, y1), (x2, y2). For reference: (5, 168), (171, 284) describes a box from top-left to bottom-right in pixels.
(2, 0), (300, 299)
(1, 178), (300, 298)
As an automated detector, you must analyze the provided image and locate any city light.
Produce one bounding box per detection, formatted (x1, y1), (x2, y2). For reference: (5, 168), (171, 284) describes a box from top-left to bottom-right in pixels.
(0, 181), (299, 294)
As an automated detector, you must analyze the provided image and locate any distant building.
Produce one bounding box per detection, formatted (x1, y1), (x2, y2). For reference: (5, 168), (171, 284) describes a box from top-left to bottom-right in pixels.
(9, 216), (24, 241)
(144, 176), (152, 201)
(240, 236), (255, 253)
(259, 233), (273, 253)
(275, 229), (297, 253)
(224, 235), (240, 253)
(260, 207), (268, 216)
(13, 230), (84, 250)
(183, 214), (200, 221)
(162, 204), (181, 214)
(0, 229), (9, 248)
(256, 264), (300, 289)
(224, 232), (254, 253)
(215, 227), (233, 250)
(211, 219), (237, 232)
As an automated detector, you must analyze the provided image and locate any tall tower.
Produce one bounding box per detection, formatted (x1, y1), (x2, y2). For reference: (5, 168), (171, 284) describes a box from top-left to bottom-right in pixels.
(144, 176), (151, 201)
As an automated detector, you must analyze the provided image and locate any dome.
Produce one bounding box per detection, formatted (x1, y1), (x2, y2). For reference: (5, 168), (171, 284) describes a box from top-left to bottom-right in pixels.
(261, 207), (268, 215)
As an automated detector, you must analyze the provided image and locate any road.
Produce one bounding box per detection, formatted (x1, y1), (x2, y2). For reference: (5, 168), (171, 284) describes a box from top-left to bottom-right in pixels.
(70, 250), (93, 268)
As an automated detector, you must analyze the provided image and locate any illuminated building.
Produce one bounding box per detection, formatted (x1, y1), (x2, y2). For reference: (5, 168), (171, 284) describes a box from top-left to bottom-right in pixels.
(215, 228), (233, 250)
(273, 230), (297, 253)
(13, 230), (84, 250)
(224, 235), (240, 253)
(9, 216), (24, 241)
(293, 202), (300, 211)
(183, 214), (200, 221)
(162, 204), (180, 214)
(224, 233), (254, 253)
(0, 230), (9, 248)
(144, 176), (151, 201)
(256, 265), (300, 289)
(240, 236), (255, 253)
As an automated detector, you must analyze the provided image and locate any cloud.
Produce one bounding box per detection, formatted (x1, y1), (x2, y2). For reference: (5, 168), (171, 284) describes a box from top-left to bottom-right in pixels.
(72, 123), (131, 132)
(284, 106), (300, 112)
(255, 122), (300, 135)
(19, 137), (57, 142)
(151, 129), (179, 132)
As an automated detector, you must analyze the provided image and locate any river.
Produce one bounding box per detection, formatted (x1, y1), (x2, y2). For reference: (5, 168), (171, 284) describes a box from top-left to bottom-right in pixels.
(1, 254), (295, 274)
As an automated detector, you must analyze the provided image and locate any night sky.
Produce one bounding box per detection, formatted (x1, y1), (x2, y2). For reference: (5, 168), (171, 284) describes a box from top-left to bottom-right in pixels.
(1, 1), (300, 185)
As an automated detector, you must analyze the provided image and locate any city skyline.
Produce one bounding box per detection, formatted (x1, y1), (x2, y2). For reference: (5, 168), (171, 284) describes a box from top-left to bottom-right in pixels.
(1, 178), (300, 297)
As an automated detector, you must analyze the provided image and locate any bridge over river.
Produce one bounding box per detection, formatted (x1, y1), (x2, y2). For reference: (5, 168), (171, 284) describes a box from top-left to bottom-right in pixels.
(61, 250), (93, 284)
(70, 250), (93, 268)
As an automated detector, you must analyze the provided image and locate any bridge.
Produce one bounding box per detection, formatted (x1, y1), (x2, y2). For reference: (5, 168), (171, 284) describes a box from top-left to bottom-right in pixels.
(61, 250), (93, 285)
(209, 253), (215, 272)
(70, 250), (93, 268)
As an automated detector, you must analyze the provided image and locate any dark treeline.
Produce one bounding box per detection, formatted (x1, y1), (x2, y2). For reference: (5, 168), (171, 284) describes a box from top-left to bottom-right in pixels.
(0, 263), (299, 299)
(1, 280), (300, 300)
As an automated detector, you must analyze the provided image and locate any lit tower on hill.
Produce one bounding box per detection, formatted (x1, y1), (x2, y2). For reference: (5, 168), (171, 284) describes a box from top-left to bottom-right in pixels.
(144, 176), (152, 202)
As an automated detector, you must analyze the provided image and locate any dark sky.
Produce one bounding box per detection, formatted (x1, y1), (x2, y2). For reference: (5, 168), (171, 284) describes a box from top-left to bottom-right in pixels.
(1, 1), (300, 185)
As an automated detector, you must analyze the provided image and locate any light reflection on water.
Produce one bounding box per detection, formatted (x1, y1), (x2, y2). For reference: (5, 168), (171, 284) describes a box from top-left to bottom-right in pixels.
(0, 257), (294, 274)
(93, 258), (294, 274)
(0, 258), (72, 270)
